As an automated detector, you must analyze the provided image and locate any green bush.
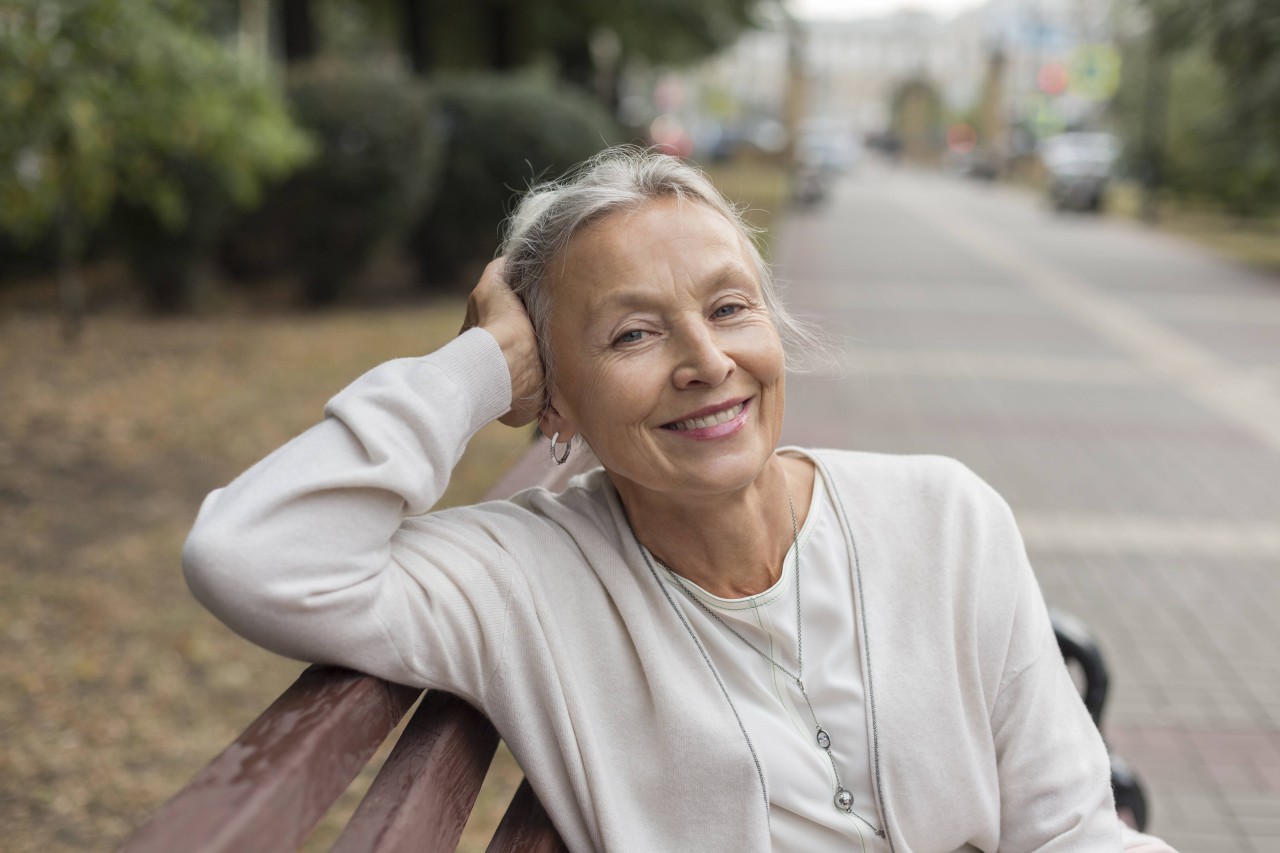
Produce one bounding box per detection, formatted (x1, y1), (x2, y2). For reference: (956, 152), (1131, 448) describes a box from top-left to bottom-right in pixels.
(0, 229), (58, 285)
(223, 63), (444, 305)
(0, 0), (312, 314)
(409, 74), (623, 286)
(112, 160), (233, 312)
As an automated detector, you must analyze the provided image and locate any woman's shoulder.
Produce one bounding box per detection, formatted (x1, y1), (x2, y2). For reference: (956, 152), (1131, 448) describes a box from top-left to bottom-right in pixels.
(797, 449), (1035, 645)
(808, 447), (972, 476)
(505, 463), (613, 515)
(796, 448), (1022, 576)
(795, 448), (1003, 509)
(409, 464), (619, 553)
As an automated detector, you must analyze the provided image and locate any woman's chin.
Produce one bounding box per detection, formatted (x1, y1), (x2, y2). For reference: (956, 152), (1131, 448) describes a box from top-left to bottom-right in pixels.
(607, 441), (779, 504)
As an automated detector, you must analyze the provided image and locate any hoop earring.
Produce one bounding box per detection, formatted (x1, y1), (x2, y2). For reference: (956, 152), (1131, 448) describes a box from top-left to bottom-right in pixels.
(549, 431), (572, 465)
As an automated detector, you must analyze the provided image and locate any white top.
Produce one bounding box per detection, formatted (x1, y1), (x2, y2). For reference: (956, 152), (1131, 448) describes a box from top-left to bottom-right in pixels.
(660, 470), (891, 852)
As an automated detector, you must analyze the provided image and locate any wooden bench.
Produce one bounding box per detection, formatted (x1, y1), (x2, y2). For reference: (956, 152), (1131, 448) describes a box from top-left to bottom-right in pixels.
(122, 444), (1146, 851)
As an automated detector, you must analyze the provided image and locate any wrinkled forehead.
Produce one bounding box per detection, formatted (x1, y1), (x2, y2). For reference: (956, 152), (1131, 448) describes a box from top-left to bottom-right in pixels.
(549, 196), (759, 306)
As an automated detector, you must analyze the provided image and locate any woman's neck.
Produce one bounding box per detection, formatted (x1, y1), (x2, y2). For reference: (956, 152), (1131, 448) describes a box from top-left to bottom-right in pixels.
(614, 454), (815, 599)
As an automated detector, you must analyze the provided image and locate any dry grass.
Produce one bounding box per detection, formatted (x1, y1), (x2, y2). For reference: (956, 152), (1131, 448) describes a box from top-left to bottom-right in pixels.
(1104, 182), (1280, 273)
(0, 304), (531, 851)
(702, 160), (791, 258)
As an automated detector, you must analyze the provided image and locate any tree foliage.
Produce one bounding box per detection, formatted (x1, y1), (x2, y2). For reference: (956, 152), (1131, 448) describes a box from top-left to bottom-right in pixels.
(1200, 0), (1280, 209)
(1120, 0), (1280, 213)
(536, 0), (763, 67)
(0, 0), (313, 242)
(407, 72), (621, 284)
(223, 63), (445, 305)
(392, 0), (765, 84)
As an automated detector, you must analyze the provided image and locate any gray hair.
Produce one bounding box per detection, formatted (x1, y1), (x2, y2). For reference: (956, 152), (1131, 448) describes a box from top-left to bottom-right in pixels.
(499, 145), (828, 405)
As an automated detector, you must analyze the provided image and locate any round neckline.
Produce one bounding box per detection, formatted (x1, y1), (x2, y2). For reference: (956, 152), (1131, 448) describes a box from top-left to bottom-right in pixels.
(659, 465), (825, 612)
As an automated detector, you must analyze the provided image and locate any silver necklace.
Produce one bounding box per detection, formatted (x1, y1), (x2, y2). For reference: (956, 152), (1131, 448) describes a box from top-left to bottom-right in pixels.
(644, 491), (863, 821)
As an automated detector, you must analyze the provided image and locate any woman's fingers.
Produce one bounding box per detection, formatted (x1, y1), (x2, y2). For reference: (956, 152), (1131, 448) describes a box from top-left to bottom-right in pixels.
(461, 258), (545, 427)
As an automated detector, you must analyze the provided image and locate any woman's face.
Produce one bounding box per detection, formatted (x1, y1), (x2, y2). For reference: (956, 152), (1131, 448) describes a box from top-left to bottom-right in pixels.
(541, 196), (786, 504)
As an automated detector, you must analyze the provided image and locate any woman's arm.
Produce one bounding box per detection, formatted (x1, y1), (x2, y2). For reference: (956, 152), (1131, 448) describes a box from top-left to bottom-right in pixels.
(987, 508), (1176, 851)
(183, 260), (544, 699)
(989, 626), (1122, 850)
(957, 473), (1124, 850)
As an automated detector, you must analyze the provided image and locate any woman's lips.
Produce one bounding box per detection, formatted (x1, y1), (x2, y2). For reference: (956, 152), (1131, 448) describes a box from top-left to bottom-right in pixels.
(661, 399), (750, 439)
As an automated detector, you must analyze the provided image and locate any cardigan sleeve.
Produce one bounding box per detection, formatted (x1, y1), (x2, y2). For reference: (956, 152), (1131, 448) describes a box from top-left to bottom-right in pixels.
(182, 328), (518, 700)
(979, 484), (1123, 851)
(990, 633), (1122, 850)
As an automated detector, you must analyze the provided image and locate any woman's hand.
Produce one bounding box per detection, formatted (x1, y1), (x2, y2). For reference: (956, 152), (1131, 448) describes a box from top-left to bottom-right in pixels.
(460, 257), (545, 427)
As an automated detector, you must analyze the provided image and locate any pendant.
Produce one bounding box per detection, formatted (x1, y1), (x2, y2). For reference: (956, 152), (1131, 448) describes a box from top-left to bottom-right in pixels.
(815, 727), (831, 750)
(834, 786), (854, 812)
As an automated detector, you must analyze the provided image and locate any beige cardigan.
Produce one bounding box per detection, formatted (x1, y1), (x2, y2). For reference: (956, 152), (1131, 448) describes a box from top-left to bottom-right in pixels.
(184, 329), (1128, 852)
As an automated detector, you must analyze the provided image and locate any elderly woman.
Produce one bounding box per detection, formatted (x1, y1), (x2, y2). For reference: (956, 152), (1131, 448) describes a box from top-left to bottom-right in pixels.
(184, 147), (1171, 852)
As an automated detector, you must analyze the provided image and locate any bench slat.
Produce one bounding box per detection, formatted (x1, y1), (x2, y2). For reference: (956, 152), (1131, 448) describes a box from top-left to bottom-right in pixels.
(332, 690), (500, 852)
(487, 778), (569, 853)
(121, 666), (420, 853)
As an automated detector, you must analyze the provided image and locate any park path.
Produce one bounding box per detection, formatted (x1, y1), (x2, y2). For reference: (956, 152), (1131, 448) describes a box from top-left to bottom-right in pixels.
(774, 164), (1280, 853)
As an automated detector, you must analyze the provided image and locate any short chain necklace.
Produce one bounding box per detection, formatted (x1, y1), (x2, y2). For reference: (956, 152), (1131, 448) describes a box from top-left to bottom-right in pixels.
(645, 491), (864, 821)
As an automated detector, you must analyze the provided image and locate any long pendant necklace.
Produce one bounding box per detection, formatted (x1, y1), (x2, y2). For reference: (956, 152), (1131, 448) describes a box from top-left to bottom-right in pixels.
(644, 491), (863, 821)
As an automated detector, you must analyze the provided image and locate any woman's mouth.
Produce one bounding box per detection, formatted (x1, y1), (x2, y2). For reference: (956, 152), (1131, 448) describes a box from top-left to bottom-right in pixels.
(664, 402), (744, 431)
(661, 399), (750, 438)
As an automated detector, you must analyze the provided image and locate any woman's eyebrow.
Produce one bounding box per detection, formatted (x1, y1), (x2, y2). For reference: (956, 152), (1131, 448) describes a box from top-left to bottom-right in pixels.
(589, 263), (755, 313)
(589, 288), (662, 313)
(706, 262), (755, 289)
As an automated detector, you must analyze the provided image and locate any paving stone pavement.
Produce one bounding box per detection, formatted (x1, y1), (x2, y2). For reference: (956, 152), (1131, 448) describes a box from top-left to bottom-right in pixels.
(775, 165), (1280, 853)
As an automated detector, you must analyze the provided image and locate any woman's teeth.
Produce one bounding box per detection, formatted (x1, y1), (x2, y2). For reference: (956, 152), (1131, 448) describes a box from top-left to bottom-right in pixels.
(667, 402), (744, 431)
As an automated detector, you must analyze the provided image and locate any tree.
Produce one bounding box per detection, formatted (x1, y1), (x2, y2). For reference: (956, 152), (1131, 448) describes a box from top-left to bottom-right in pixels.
(540, 0), (764, 75)
(282, 0), (318, 62)
(1199, 0), (1280, 213)
(891, 78), (944, 163)
(1131, 0), (1201, 218)
(271, 1), (766, 116)
(1118, 0), (1280, 215)
(0, 0), (313, 332)
(393, 0), (766, 103)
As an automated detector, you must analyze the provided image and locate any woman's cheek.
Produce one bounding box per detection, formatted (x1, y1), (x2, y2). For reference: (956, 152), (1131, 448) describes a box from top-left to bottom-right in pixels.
(580, 357), (651, 417)
(732, 324), (786, 379)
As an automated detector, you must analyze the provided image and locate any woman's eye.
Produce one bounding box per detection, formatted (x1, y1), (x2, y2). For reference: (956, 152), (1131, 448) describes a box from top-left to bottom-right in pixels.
(614, 329), (645, 345)
(713, 304), (741, 319)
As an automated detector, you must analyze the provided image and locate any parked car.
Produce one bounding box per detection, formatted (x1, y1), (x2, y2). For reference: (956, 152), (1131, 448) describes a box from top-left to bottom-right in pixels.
(796, 128), (862, 176)
(1039, 132), (1120, 213)
(791, 122), (862, 207)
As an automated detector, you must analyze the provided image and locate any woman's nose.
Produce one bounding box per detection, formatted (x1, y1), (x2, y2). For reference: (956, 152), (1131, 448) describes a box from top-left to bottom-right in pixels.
(671, 324), (734, 389)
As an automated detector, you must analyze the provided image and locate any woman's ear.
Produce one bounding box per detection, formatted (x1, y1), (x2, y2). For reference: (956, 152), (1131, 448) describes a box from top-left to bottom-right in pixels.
(538, 402), (576, 443)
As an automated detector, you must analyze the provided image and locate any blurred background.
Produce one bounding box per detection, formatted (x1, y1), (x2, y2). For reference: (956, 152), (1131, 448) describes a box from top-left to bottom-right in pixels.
(2, 0), (1277, 850)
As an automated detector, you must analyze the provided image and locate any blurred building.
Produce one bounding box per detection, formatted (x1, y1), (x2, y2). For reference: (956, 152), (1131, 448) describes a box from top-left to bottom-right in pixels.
(666, 0), (1123, 161)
